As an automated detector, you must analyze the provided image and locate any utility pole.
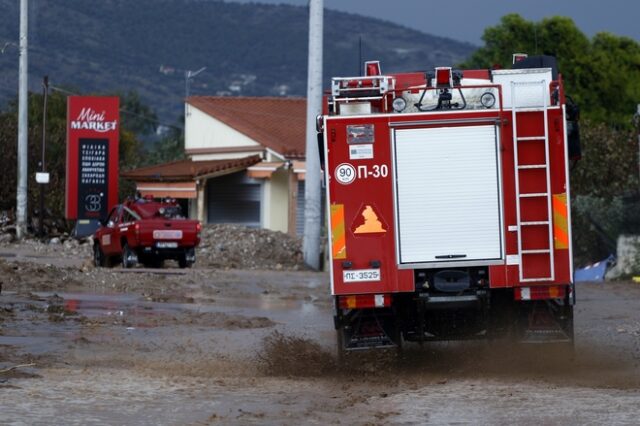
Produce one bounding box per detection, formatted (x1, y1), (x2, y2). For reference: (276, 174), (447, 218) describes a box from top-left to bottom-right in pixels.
(16, 0), (29, 239)
(303, 0), (323, 270)
(38, 76), (49, 237)
(636, 104), (640, 191)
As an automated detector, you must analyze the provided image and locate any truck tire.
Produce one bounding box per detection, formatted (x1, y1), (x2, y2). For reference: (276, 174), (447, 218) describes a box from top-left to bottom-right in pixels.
(121, 243), (137, 268)
(178, 255), (191, 269)
(335, 328), (346, 364)
(93, 244), (105, 267)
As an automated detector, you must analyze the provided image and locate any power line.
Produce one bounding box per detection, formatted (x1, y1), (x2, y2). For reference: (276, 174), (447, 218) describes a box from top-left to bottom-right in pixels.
(0, 82), (183, 132)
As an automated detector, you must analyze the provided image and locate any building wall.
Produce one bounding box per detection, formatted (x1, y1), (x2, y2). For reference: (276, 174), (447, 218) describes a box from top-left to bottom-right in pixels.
(262, 168), (290, 233)
(184, 103), (301, 233)
(185, 106), (261, 151)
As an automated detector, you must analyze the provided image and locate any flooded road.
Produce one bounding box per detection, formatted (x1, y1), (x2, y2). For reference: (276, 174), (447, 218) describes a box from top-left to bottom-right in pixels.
(1, 254), (640, 425)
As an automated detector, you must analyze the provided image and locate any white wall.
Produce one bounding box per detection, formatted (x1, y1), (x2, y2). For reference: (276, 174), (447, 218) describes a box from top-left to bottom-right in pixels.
(262, 169), (290, 233)
(185, 105), (261, 151)
(185, 103), (293, 232)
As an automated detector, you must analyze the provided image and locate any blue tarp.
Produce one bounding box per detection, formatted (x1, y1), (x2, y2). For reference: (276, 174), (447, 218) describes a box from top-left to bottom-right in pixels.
(574, 254), (616, 282)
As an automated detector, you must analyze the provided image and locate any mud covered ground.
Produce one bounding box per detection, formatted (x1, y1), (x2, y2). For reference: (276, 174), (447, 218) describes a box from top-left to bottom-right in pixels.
(1, 243), (640, 425)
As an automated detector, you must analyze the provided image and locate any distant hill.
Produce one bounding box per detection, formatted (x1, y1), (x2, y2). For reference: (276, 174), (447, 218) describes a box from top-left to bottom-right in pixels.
(0, 0), (475, 124)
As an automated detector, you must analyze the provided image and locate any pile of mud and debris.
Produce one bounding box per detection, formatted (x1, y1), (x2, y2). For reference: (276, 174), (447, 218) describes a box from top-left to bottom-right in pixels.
(0, 223), (306, 271)
(196, 224), (305, 270)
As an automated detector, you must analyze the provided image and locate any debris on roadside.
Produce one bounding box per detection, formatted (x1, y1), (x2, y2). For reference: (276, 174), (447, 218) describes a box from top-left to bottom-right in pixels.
(197, 224), (305, 270)
(0, 223), (306, 271)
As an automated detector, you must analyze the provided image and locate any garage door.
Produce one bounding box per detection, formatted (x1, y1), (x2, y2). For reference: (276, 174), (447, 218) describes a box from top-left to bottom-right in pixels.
(206, 171), (261, 227)
(393, 125), (504, 267)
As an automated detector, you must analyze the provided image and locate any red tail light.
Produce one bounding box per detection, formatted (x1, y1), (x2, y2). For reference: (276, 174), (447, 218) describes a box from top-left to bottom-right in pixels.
(134, 223), (140, 239)
(515, 285), (567, 301)
(338, 294), (391, 309)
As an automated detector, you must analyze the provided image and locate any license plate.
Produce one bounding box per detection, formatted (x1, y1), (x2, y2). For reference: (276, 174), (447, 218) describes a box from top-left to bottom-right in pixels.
(153, 230), (183, 240)
(343, 269), (381, 283)
(156, 241), (178, 248)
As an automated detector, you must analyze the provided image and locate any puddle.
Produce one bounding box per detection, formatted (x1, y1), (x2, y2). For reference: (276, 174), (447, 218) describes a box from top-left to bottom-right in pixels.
(0, 289), (334, 362)
(24, 291), (327, 325)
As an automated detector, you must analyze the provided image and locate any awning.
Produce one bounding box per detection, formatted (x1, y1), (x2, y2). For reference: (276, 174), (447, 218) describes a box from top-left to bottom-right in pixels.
(121, 155), (261, 181)
(136, 182), (197, 199)
(247, 162), (284, 179)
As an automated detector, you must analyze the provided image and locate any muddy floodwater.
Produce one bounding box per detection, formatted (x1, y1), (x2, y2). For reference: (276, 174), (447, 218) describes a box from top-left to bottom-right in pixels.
(1, 247), (640, 425)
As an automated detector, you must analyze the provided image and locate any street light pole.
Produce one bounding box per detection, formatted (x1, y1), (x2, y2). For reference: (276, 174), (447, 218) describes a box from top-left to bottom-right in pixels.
(16, 0), (29, 239)
(184, 67), (206, 119)
(185, 67), (206, 99)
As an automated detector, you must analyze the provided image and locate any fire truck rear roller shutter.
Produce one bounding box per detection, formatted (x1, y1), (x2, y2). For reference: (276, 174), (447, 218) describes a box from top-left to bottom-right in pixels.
(393, 125), (504, 267)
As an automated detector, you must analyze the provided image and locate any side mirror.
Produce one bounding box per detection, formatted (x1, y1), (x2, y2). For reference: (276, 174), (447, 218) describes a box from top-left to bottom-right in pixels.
(317, 132), (325, 170)
(566, 96), (581, 161)
(107, 220), (115, 228)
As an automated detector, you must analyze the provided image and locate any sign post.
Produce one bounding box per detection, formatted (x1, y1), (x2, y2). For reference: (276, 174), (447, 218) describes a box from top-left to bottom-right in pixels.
(65, 96), (119, 236)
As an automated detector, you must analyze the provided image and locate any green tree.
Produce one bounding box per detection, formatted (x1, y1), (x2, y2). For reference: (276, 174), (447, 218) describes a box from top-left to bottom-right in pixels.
(143, 118), (185, 166)
(462, 14), (640, 127)
(118, 90), (158, 137)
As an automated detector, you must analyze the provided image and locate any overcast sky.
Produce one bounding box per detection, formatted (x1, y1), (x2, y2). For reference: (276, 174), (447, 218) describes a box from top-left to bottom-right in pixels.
(227, 0), (638, 45)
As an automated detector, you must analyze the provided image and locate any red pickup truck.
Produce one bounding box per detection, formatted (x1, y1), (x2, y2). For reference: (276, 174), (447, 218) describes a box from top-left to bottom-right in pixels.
(93, 197), (201, 268)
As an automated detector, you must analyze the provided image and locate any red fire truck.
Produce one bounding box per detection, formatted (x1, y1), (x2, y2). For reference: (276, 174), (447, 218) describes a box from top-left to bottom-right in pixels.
(319, 55), (580, 352)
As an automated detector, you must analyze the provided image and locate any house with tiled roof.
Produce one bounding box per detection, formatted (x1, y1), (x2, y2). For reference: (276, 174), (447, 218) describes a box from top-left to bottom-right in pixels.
(121, 96), (308, 235)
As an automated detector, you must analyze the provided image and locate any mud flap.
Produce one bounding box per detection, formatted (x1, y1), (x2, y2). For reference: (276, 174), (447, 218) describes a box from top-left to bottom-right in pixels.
(519, 300), (573, 344)
(337, 309), (400, 351)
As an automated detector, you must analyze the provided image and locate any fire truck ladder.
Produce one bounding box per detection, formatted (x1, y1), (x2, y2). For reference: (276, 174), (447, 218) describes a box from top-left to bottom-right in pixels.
(511, 80), (555, 283)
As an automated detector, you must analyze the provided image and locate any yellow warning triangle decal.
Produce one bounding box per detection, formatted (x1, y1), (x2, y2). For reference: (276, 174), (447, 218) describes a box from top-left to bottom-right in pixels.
(353, 204), (386, 234)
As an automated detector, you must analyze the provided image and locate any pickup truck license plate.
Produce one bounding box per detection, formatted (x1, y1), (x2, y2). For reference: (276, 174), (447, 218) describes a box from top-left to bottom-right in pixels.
(156, 241), (178, 248)
(343, 269), (381, 283)
(153, 230), (183, 240)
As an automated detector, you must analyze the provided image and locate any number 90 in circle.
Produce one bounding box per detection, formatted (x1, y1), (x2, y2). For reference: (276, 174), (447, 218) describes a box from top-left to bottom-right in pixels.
(335, 163), (356, 185)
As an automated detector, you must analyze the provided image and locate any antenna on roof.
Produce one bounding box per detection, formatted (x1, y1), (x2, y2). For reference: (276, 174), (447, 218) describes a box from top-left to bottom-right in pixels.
(358, 35), (363, 75)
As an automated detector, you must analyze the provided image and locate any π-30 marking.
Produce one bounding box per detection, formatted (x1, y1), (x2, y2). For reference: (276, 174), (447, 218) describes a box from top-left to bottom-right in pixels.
(357, 164), (388, 179)
(334, 163), (388, 185)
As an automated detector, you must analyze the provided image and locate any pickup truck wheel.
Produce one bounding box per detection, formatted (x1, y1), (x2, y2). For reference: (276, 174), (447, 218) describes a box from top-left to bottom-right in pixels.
(93, 244), (105, 267)
(121, 243), (137, 268)
(178, 256), (191, 269)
